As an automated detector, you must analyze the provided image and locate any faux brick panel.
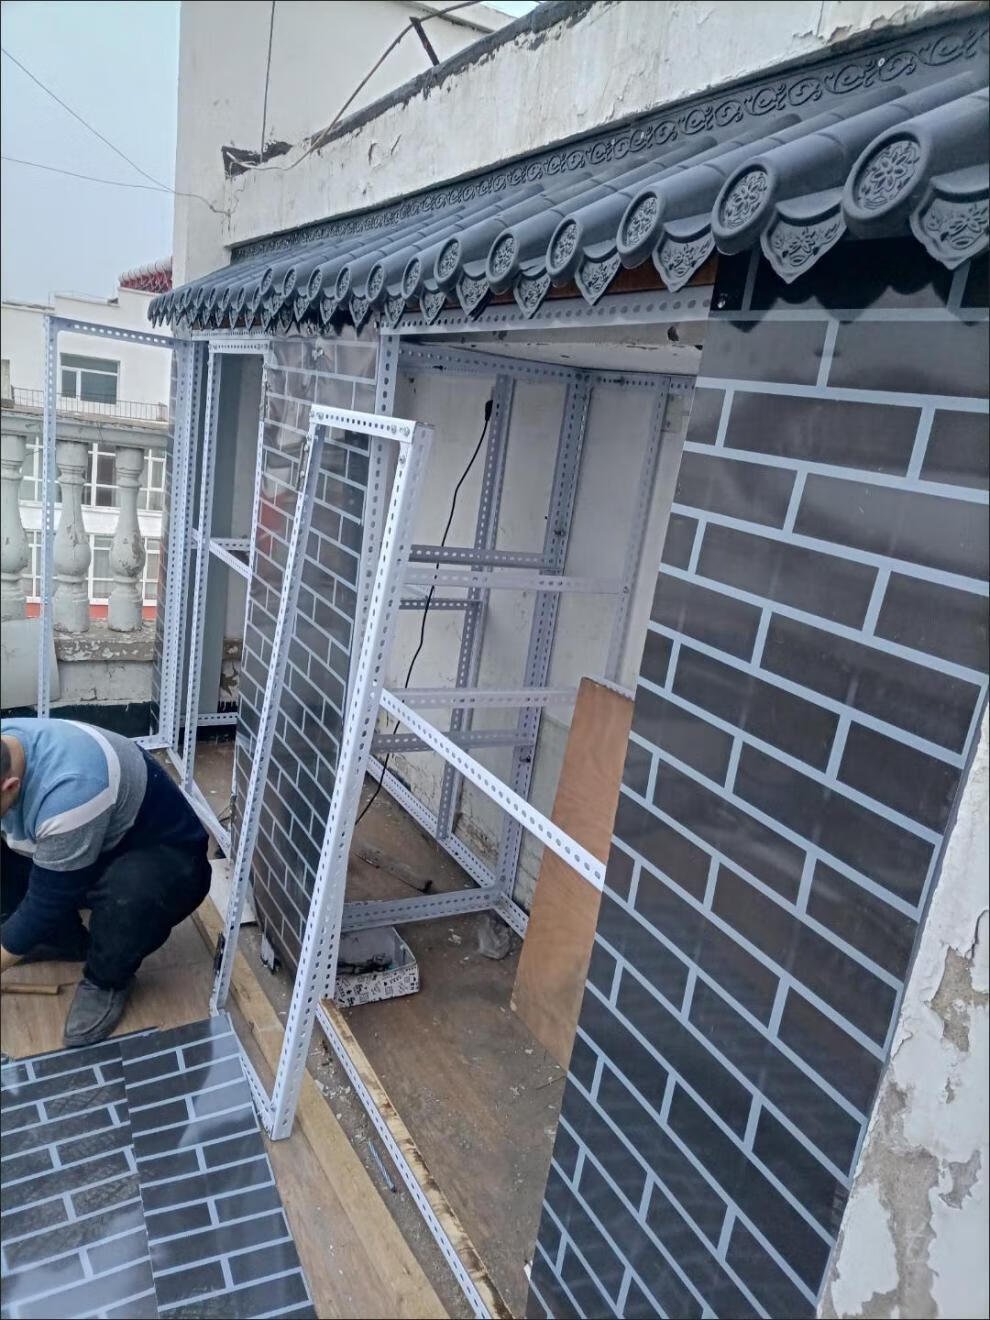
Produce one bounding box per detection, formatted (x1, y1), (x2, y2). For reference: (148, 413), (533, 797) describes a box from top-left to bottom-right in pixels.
(837, 723), (961, 833)
(726, 1220), (814, 1318)
(597, 894), (690, 1009)
(711, 868), (896, 1043)
(794, 475), (989, 580)
(668, 1086), (832, 1288)
(688, 981), (861, 1171)
(580, 989), (670, 1114)
(672, 643), (838, 770)
(875, 572), (989, 672)
(807, 861), (918, 980)
(633, 685), (733, 783)
(723, 390), (919, 474)
(654, 761), (805, 901)
(697, 523), (878, 627)
(762, 612), (981, 752)
(921, 409), (990, 490)
(613, 791), (710, 900)
(682, 387), (724, 444)
(675, 449), (796, 527)
(596, 1065), (727, 1242)
(829, 319), (989, 397)
(699, 319), (827, 386)
(660, 511), (698, 568)
(642, 1180), (758, 1318)
(778, 992), (883, 1112)
(615, 973), (752, 1136)
(651, 573), (761, 660)
(752, 1107), (845, 1236)
(734, 745), (933, 904)
(578, 1160), (703, 1319)
(633, 870), (779, 1023)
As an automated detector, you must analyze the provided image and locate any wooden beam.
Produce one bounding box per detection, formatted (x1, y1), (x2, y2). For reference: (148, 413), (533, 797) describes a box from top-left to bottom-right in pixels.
(322, 998), (514, 1320)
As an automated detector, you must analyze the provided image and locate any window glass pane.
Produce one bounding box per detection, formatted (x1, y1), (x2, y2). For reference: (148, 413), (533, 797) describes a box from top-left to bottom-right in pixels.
(96, 452), (114, 484)
(80, 371), (117, 404)
(61, 369), (77, 397)
(91, 534), (113, 599)
(60, 354), (120, 374)
(19, 443), (40, 501)
(144, 538), (160, 603)
(95, 486), (115, 508)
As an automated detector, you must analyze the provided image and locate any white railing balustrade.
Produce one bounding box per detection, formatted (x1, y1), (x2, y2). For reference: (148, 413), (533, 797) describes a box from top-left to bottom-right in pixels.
(10, 386), (169, 424)
(1, 432), (29, 620)
(0, 418), (165, 633)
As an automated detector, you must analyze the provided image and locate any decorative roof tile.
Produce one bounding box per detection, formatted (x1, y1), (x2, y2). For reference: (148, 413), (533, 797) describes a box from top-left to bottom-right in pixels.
(152, 16), (989, 332)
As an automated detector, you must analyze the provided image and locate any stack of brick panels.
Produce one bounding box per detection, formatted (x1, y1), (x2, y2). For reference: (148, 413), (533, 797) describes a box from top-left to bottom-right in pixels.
(1, 1015), (313, 1319)
(234, 335), (378, 970)
(528, 241), (989, 1319)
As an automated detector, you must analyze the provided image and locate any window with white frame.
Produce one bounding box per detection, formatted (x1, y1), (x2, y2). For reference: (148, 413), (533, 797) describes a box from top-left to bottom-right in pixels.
(60, 353), (119, 404)
(24, 530), (160, 607)
(19, 441), (164, 510)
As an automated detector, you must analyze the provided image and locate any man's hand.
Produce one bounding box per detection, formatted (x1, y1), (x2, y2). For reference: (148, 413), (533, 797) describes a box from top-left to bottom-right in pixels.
(0, 944), (22, 975)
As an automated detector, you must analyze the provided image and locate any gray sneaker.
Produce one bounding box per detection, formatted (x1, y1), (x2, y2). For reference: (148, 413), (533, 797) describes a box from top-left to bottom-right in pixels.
(63, 977), (132, 1049)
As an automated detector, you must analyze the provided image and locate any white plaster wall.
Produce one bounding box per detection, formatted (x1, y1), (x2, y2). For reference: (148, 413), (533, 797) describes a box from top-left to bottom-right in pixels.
(386, 364), (689, 904)
(216, 0), (976, 258)
(820, 711), (990, 1320)
(1, 290), (170, 406)
(173, 0), (508, 283)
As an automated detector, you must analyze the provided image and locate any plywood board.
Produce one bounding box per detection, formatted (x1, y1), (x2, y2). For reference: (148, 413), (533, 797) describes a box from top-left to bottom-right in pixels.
(511, 677), (633, 1067)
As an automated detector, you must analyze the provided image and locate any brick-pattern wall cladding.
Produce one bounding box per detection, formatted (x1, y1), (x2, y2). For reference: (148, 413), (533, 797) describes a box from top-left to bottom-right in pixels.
(528, 241), (989, 1320)
(234, 335), (377, 969)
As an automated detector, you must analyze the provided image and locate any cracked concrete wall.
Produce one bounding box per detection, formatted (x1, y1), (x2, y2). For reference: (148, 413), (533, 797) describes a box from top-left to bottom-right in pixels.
(819, 709), (989, 1320)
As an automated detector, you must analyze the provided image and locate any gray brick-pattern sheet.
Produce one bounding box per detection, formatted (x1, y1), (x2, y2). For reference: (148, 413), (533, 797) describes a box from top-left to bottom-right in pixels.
(233, 335), (377, 971)
(1, 1016), (314, 1320)
(528, 242), (989, 1320)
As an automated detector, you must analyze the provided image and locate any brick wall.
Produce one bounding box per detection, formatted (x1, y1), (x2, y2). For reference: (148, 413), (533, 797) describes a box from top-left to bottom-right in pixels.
(234, 335), (378, 968)
(528, 241), (989, 1319)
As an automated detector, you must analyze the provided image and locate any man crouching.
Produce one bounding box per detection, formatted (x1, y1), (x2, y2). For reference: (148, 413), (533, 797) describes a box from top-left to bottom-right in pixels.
(1, 718), (211, 1047)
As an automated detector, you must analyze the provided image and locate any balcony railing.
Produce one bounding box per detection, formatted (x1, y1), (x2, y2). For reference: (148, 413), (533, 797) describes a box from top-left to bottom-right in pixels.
(8, 387), (169, 425)
(2, 429), (159, 633)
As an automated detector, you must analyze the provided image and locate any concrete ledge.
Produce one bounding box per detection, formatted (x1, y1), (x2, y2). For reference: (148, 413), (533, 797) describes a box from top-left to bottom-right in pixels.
(54, 621), (156, 664)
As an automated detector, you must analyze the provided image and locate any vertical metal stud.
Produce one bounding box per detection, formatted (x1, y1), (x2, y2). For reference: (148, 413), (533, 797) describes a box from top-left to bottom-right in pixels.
(181, 347), (221, 791)
(604, 381), (670, 680)
(348, 333), (394, 698)
(267, 418), (432, 1140)
(494, 378), (592, 897)
(36, 316), (58, 717)
(435, 372), (514, 843)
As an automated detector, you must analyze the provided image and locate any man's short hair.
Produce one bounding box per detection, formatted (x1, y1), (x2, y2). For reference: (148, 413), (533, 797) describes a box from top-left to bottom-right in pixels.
(1, 738), (11, 780)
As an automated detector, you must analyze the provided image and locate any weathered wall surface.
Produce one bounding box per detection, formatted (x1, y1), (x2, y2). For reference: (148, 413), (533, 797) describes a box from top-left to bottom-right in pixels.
(820, 712), (989, 1320)
(216, 0), (979, 260)
(172, 0), (507, 284)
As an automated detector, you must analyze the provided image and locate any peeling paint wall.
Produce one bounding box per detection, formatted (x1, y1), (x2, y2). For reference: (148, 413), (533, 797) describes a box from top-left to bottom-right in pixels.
(820, 711), (990, 1320)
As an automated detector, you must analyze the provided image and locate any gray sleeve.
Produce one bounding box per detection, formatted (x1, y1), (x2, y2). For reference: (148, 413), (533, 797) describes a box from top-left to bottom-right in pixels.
(33, 804), (114, 872)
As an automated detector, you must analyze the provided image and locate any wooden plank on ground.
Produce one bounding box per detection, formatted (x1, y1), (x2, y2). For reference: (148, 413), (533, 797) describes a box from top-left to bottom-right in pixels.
(511, 677), (633, 1068)
(323, 998), (513, 1320)
(194, 902), (446, 1320)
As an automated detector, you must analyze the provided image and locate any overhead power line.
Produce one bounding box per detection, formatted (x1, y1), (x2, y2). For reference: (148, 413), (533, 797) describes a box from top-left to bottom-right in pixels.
(2, 154), (174, 194)
(1, 45), (225, 215)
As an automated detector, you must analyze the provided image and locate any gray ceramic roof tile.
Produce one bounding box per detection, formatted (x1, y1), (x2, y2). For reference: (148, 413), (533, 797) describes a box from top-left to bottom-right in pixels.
(153, 15), (989, 335)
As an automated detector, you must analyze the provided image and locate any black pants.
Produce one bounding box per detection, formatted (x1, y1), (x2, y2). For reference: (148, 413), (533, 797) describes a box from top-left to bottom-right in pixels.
(1, 835), (211, 991)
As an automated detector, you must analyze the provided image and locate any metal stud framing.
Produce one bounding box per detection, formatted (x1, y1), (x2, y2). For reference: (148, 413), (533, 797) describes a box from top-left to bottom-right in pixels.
(35, 315), (191, 718)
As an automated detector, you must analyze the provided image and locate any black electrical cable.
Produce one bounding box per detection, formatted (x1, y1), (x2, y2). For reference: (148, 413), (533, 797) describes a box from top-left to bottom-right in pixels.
(355, 394), (494, 828)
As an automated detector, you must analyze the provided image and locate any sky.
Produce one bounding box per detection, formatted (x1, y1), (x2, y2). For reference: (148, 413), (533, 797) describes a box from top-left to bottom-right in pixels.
(0, 0), (536, 305)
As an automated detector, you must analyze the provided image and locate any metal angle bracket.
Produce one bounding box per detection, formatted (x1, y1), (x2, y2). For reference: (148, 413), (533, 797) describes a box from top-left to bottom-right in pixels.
(379, 689), (604, 890)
